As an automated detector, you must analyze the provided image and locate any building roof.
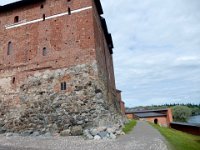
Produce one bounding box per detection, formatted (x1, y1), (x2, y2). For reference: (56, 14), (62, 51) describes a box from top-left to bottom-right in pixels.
(0, 0), (45, 12)
(116, 89), (122, 93)
(120, 100), (125, 104)
(94, 0), (103, 15)
(126, 108), (168, 114)
(0, 0), (21, 6)
(0, 0), (103, 14)
(135, 112), (166, 118)
(100, 17), (114, 54)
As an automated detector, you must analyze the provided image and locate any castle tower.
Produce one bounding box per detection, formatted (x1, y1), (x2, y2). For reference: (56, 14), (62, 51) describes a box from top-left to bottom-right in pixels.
(0, 0), (122, 135)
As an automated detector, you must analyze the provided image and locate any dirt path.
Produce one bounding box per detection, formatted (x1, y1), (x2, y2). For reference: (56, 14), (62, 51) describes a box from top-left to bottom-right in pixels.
(0, 121), (169, 150)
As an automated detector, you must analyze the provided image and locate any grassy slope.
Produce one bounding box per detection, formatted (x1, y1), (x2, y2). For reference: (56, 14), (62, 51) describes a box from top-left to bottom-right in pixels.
(151, 123), (200, 150)
(122, 120), (137, 134)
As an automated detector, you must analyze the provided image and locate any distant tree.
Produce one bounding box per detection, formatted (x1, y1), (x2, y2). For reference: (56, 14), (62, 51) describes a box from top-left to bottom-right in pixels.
(172, 106), (192, 122)
(191, 107), (200, 116)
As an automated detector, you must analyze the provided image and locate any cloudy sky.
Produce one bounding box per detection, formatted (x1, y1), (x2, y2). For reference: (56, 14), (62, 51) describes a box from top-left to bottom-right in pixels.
(101, 0), (200, 106)
(1, 0), (200, 107)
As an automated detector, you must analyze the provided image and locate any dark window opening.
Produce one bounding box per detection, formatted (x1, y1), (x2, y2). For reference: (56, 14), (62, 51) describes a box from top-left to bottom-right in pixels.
(154, 119), (158, 124)
(7, 41), (12, 55)
(12, 77), (15, 84)
(61, 82), (67, 90)
(14, 16), (19, 23)
(68, 7), (71, 15)
(67, 0), (71, 2)
(40, 4), (44, 9)
(43, 14), (46, 21)
(42, 47), (47, 56)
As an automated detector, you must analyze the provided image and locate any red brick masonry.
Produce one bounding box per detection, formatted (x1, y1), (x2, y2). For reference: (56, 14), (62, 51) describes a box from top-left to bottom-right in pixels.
(0, 0), (124, 135)
(116, 89), (125, 114)
(0, 0), (119, 108)
(170, 122), (200, 136)
(126, 108), (173, 127)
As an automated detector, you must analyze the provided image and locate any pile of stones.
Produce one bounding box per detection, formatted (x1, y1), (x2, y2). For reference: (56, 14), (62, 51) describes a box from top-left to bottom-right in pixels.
(83, 125), (125, 140)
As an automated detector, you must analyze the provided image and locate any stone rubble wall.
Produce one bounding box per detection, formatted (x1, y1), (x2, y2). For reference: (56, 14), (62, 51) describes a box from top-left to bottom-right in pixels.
(0, 62), (124, 136)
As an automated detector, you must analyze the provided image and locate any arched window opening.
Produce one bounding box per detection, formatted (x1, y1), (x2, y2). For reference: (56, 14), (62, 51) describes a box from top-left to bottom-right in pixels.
(7, 41), (12, 55)
(68, 7), (71, 15)
(42, 47), (47, 56)
(154, 119), (158, 124)
(14, 16), (19, 23)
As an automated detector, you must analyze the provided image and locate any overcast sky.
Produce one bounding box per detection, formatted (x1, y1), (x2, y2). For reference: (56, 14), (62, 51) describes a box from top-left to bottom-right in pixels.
(101, 0), (200, 107)
(1, 0), (200, 107)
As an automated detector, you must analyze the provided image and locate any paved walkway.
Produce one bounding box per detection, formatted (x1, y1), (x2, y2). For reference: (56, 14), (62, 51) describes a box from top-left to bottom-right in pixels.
(117, 121), (169, 150)
(0, 121), (169, 150)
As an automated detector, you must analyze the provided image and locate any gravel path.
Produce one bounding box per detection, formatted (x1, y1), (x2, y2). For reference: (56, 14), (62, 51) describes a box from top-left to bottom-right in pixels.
(0, 121), (169, 150)
(118, 121), (169, 150)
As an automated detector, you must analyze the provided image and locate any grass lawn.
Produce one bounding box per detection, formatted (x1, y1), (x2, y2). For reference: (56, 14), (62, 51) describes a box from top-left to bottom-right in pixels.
(122, 120), (137, 134)
(151, 123), (200, 150)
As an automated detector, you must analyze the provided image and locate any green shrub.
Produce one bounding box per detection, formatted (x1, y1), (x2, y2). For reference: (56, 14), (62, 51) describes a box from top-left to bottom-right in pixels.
(122, 120), (137, 134)
(172, 106), (191, 122)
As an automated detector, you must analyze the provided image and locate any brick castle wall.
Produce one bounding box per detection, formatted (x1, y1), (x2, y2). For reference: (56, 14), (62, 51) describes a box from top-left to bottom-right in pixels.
(0, 0), (123, 135)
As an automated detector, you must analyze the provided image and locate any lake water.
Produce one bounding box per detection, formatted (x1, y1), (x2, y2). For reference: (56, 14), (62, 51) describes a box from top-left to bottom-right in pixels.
(188, 115), (200, 124)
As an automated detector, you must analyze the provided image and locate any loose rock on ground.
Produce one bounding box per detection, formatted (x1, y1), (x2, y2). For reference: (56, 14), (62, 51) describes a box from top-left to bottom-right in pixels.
(0, 121), (169, 150)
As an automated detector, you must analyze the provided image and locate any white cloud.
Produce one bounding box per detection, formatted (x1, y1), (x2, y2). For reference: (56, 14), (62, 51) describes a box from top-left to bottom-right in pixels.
(101, 0), (200, 106)
(176, 56), (199, 62)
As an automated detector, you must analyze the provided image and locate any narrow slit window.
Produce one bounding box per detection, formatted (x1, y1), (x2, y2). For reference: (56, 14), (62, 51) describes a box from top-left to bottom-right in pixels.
(42, 47), (47, 56)
(14, 16), (19, 23)
(68, 7), (71, 15)
(63, 82), (67, 90)
(12, 77), (15, 84)
(61, 82), (67, 90)
(7, 41), (12, 55)
(43, 14), (46, 21)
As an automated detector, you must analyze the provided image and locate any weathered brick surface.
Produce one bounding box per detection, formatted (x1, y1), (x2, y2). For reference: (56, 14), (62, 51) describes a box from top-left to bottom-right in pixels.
(145, 117), (169, 127)
(0, 0), (94, 68)
(0, 0), (124, 136)
(93, 5), (119, 109)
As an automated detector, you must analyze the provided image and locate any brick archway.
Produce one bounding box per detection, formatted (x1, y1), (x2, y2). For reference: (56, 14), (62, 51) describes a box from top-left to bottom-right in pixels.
(154, 118), (158, 124)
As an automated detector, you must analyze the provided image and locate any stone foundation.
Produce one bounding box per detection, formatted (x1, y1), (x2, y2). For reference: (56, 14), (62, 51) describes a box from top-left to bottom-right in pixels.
(0, 62), (124, 136)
